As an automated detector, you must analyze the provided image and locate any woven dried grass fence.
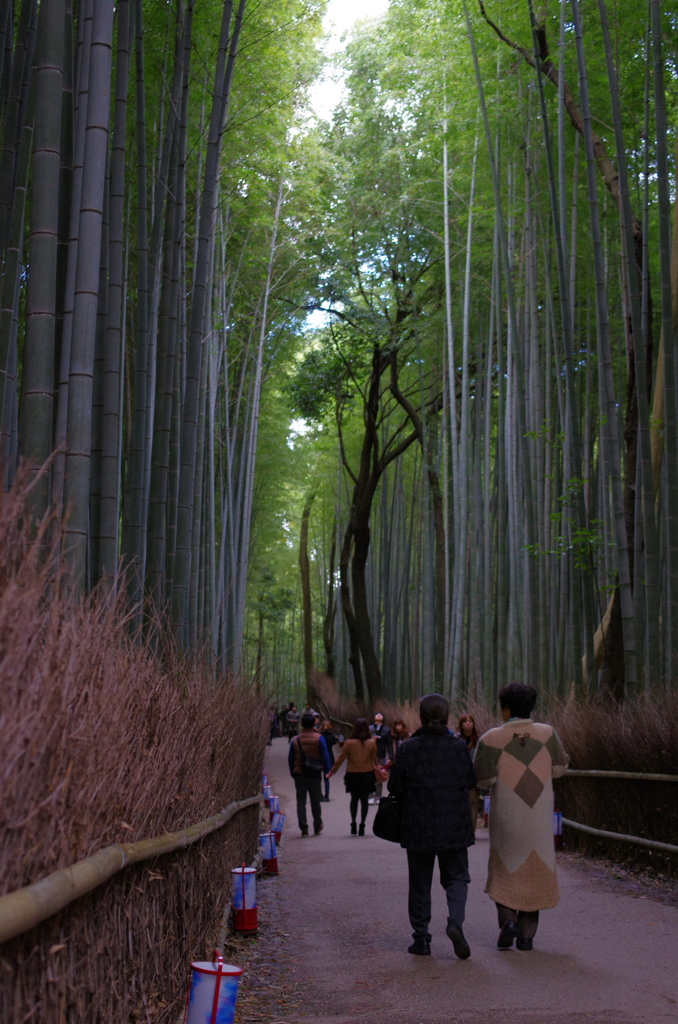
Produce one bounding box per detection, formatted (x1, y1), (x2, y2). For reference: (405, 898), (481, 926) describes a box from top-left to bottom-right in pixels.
(0, 481), (268, 1022)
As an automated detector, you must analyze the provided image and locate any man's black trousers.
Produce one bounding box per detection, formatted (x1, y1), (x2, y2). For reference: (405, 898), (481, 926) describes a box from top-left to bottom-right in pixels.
(294, 776), (323, 833)
(406, 848), (470, 941)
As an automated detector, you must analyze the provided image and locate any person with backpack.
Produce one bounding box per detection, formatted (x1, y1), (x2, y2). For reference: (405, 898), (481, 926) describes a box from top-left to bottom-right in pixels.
(288, 712), (331, 837)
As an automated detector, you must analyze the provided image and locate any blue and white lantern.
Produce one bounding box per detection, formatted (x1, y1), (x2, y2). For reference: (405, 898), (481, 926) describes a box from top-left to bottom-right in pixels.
(231, 866), (257, 933)
(271, 811), (285, 843)
(269, 794), (280, 815)
(554, 809), (563, 848)
(263, 784), (273, 807)
(185, 956), (243, 1024)
(259, 830), (278, 873)
(262, 773), (268, 787)
(483, 794), (490, 826)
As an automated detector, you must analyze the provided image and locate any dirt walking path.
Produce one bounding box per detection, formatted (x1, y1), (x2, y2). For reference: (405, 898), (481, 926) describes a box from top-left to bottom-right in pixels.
(238, 737), (678, 1024)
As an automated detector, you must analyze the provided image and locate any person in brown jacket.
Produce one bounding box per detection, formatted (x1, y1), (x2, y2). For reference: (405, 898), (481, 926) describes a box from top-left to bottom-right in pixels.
(327, 719), (378, 835)
(288, 713), (331, 837)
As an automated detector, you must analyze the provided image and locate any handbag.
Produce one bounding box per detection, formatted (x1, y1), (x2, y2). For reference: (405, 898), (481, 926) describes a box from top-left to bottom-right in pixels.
(372, 793), (402, 843)
(373, 763), (389, 783)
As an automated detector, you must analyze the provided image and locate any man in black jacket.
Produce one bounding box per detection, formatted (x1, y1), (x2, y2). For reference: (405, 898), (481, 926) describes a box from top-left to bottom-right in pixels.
(388, 693), (476, 959)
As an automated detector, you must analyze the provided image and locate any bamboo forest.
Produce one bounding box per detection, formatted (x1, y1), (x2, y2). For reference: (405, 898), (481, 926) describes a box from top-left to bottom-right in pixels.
(0, 0), (676, 704)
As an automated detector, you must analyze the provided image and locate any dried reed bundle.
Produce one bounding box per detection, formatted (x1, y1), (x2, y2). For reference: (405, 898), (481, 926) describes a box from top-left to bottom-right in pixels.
(0, 477), (268, 1021)
(551, 696), (678, 875)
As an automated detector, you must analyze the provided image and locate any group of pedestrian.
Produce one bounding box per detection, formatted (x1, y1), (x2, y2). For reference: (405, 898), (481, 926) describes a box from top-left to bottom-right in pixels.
(388, 684), (568, 958)
(285, 682), (567, 959)
(269, 701), (323, 742)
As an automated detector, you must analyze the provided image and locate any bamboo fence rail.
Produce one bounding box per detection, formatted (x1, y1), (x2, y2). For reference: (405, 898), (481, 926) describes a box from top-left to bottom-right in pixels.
(0, 794), (263, 946)
(562, 817), (678, 855)
(566, 769), (678, 782)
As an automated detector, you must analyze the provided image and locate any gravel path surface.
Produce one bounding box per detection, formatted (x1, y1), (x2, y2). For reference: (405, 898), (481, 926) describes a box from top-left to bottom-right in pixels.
(232, 738), (678, 1024)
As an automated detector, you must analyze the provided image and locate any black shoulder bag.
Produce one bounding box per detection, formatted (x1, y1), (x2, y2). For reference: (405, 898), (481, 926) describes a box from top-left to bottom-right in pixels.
(372, 793), (402, 843)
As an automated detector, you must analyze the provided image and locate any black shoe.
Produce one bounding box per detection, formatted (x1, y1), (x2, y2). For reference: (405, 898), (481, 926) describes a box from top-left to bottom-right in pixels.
(300, 829), (309, 837)
(350, 822), (357, 835)
(314, 823), (323, 835)
(446, 922), (471, 960)
(358, 823), (365, 836)
(408, 938), (431, 956)
(497, 920), (518, 949)
(516, 937), (534, 951)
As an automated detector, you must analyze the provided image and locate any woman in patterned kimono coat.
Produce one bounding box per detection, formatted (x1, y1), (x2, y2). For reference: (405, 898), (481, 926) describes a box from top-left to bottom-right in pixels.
(474, 683), (568, 951)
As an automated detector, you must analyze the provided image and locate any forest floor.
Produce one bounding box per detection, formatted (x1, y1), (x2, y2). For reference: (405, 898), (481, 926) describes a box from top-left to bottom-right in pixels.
(230, 738), (678, 1024)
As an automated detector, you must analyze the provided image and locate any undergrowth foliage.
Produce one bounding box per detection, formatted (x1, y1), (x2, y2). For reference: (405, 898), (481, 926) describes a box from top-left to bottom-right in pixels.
(0, 478), (268, 1022)
(312, 673), (678, 875)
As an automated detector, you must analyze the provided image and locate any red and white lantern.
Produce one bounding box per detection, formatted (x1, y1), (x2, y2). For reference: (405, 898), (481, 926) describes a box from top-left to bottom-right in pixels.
(231, 866), (257, 934)
(271, 811), (286, 844)
(183, 955), (243, 1024)
(259, 830), (278, 874)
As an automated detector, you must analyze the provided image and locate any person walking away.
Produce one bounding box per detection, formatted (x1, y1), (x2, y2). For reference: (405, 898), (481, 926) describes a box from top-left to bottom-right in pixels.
(369, 712), (393, 803)
(319, 719), (338, 801)
(279, 704), (289, 735)
(456, 714), (481, 827)
(474, 683), (569, 951)
(286, 703), (300, 742)
(268, 705), (278, 745)
(391, 719), (410, 756)
(388, 693), (476, 960)
(327, 719), (377, 835)
(288, 713), (331, 836)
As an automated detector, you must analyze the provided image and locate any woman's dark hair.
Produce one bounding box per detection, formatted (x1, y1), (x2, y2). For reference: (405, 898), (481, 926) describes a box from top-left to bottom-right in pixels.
(301, 712), (316, 729)
(392, 719), (409, 737)
(499, 682), (537, 719)
(457, 714), (479, 749)
(349, 717), (372, 742)
(419, 693), (449, 734)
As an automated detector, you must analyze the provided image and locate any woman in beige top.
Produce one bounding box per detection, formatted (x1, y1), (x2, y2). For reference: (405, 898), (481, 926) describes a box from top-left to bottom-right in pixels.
(327, 719), (378, 835)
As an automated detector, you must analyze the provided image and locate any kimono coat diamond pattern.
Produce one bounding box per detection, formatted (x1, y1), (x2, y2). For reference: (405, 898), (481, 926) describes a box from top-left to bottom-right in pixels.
(474, 719), (569, 912)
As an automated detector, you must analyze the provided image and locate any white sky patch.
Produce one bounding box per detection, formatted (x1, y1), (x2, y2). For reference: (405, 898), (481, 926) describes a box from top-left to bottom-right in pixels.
(304, 307), (331, 330)
(310, 0), (390, 122)
(288, 417), (315, 448)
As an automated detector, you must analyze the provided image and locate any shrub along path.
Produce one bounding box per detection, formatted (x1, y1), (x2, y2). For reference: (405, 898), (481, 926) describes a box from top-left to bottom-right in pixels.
(252, 737), (678, 1024)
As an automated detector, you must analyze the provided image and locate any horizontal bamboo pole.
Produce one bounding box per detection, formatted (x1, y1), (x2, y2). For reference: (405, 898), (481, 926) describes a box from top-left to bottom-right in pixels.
(562, 817), (678, 855)
(0, 794), (263, 946)
(566, 769), (678, 782)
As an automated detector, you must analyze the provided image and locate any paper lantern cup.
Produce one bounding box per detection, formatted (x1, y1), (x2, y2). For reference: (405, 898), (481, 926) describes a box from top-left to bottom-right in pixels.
(262, 773), (268, 786)
(269, 795), (280, 816)
(231, 867), (257, 934)
(483, 794), (490, 827)
(553, 809), (563, 849)
(271, 811), (286, 844)
(263, 784), (273, 808)
(259, 830), (278, 874)
(185, 958), (242, 1024)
